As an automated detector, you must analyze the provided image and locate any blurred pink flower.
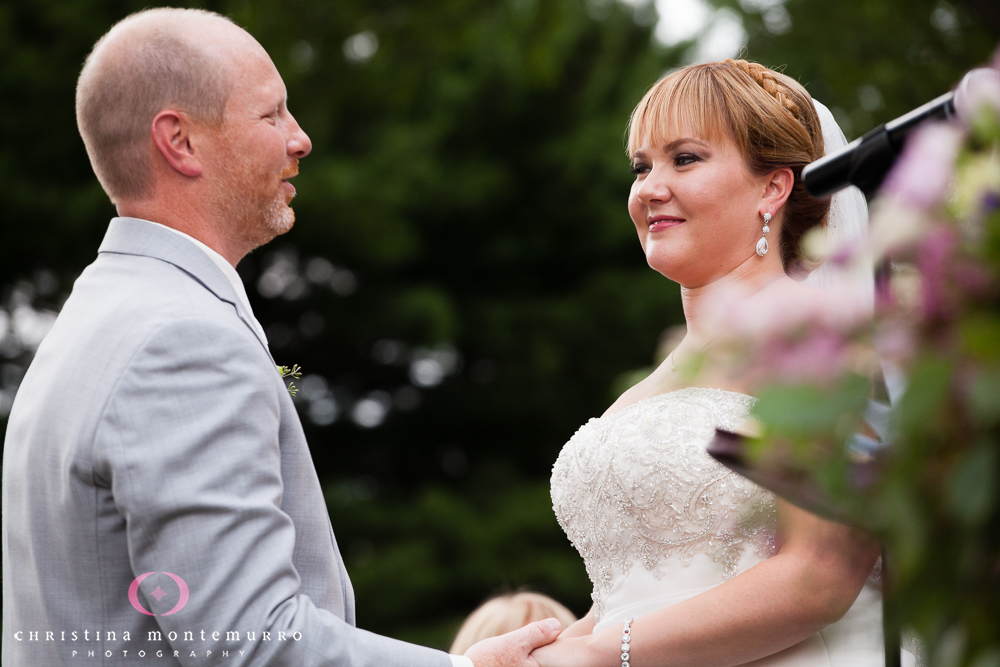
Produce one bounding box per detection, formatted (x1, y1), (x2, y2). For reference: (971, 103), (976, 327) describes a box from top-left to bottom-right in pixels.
(956, 66), (1000, 120)
(916, 227), (957, 322)
(953, 262), (992, 295)
(764, 330), (852, 384)
(875, 319), (917, 366)
(882, 122), (964, 210)
(828, 241), (858, 267)
(875, 268), (896, 312)
(701, 280), (870, 344)
(699, 278), (872, 385)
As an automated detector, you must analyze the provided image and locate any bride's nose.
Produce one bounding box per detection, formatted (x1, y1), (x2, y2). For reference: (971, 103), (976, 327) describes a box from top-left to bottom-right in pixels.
(635, 167), (672, 206)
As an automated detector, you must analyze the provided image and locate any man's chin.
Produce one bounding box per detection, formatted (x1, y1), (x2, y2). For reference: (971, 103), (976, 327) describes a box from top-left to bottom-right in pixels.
(242, 206), (295, 252)
(265, 204), (295, 237)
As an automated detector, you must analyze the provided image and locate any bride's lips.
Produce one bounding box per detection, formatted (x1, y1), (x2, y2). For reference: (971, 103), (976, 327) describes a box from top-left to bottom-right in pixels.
(648, 215), (684, 232)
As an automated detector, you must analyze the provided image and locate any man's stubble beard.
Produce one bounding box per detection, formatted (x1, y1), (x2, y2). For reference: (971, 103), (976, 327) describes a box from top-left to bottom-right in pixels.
(211, 151), (296, 253)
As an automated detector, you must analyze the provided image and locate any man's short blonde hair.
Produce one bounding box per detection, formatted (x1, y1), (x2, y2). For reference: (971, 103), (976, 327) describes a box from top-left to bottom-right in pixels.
(75, 8), (236, 203)
(449, 591), (577, 654)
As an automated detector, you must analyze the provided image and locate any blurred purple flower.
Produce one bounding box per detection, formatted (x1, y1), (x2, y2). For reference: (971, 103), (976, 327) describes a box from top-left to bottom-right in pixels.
(702, 280), (870, 343)
(882, 122), (964, 210)
(875, 270), (896, 312)
(700, 280), (872, 386)
(828, 239), (858, 268)
(766, 330), (851, 384)
(956, 66), (1000, 120)
(916, 227), (957, 322)
(953, 262), (992, 296)
(875, 319), (917, 366)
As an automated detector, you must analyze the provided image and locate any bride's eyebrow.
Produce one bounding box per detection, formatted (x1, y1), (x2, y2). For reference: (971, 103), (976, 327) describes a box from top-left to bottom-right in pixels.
(663, 138), (710, 151)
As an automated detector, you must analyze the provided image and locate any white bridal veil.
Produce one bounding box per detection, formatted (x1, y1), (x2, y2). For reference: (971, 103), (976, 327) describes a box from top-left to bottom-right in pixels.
(805, 102), (909, 416)
(802, 100), (876, 312)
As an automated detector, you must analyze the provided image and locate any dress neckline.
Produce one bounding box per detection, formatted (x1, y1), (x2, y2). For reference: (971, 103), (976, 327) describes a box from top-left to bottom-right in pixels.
(599, 386), (755, 423)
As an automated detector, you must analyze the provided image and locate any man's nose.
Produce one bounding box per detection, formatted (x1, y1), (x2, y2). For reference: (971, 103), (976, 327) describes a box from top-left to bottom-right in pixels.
(286, 115), (312, 158)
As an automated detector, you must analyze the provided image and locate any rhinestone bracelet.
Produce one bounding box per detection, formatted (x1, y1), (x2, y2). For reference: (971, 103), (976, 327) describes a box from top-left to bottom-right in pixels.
(620, 617), (633, 667)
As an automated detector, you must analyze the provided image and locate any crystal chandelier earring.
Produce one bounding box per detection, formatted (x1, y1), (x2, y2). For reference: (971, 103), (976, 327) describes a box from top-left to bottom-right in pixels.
(756, 212), (771, 256)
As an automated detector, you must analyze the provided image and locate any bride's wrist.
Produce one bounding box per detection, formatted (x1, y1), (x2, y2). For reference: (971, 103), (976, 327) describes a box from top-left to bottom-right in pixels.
(583, 621), (632, 665)
(580, 632), (607, 664)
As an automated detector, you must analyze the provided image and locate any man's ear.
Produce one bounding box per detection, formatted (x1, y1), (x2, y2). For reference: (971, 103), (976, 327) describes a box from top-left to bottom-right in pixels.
(150, 110), (203, 178)
(762, 166), (794, 213)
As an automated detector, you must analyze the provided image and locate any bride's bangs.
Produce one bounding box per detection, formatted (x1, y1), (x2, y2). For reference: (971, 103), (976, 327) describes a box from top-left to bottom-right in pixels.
(627, 68), (730, 157)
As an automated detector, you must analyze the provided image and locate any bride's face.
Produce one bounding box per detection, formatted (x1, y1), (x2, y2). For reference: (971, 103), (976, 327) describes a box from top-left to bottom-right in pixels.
(628, 127), (773, 288)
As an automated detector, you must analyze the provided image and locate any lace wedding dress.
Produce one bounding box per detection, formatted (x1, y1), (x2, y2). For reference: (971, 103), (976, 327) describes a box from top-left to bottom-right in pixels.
(551, 386), (915, 666)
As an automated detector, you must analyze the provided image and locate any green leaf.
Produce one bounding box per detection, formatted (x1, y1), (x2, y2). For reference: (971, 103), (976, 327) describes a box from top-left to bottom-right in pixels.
(970, 367), (1000, 426)
(752, 374), (870, 439)
(896, 357), (953, 435)
(946, 439), (999, 526)
(970, 647), (1000, 667)
(878, 479), (929, 581)
(961, 316), (1000, 363)
(277, 364), (303, 397)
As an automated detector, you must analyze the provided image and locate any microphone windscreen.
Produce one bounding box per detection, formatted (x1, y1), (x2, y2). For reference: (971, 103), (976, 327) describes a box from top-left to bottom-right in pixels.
(953, 67), (1000, 124)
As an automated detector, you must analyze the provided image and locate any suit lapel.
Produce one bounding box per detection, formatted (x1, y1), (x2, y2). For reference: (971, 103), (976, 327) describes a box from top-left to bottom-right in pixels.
(98, 217), (274, 362)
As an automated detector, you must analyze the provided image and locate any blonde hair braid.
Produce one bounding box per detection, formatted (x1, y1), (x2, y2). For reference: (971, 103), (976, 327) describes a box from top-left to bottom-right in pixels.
(725, 58), (803, 121)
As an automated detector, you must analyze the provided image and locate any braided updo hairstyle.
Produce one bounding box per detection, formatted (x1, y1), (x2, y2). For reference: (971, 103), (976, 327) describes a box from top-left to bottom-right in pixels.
(627, 59), (829, 273)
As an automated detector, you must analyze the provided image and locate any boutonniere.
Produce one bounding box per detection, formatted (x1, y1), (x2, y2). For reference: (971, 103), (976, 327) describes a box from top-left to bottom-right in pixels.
(277, 364), (302, 397)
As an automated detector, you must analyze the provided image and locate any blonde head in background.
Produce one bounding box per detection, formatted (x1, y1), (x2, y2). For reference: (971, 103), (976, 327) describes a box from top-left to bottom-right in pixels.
(449, 592), (577, 654)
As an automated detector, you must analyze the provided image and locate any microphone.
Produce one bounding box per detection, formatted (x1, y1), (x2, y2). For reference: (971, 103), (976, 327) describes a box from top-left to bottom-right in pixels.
(802, 68), (1000, 198)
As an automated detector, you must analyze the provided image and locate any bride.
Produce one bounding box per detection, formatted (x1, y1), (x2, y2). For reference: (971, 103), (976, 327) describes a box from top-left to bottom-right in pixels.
(533, 59), (915, 666)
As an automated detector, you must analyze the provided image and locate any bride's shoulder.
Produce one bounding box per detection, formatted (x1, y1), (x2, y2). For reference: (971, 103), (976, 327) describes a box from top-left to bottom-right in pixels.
(602, 366), (676, 417)
(602, 363), (751, 419)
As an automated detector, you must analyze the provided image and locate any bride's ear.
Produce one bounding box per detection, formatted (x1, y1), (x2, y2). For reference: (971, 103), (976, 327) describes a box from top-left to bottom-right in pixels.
(762, 166), (794, 215)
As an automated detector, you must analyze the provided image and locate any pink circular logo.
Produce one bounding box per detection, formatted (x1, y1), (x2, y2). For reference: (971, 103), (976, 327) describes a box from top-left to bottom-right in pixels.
(128, 572), (190, 616)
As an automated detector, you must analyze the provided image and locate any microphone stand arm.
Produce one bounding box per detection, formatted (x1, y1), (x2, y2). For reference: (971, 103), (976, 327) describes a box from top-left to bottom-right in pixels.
(803, 92), (956, 199)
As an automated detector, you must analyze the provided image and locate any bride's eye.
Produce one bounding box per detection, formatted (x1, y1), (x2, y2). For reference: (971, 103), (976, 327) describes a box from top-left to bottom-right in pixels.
(629, 162), (650, 176)
(674, 154), (700, 167)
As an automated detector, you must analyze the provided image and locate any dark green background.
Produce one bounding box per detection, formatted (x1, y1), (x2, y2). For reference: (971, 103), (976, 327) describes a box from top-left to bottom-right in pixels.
(0, 0), (996, 649)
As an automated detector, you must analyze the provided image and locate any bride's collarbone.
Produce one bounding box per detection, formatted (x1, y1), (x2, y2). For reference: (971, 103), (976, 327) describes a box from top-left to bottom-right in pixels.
(603, 361), (750, 418)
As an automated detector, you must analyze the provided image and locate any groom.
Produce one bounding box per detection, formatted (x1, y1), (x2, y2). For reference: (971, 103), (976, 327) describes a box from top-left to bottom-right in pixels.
(1, 8), (559, 667)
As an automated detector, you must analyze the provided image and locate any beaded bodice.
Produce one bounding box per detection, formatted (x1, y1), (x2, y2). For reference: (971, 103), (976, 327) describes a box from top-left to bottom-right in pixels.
(550, 387), (777, 622)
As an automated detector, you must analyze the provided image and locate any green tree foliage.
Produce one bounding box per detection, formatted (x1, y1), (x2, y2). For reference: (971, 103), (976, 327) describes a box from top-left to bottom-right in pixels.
(712, 0), (998, 139)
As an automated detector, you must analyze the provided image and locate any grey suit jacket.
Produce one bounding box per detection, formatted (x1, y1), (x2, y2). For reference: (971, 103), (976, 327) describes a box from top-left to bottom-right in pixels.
(2, 217), (451, 667)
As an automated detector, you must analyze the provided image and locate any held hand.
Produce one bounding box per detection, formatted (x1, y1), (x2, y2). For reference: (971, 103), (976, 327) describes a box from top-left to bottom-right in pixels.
(528, 633), (595, 667)
(464, 618), (562, 667)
